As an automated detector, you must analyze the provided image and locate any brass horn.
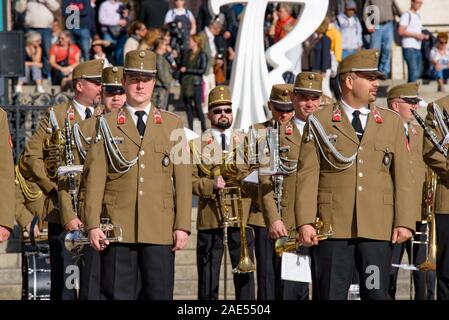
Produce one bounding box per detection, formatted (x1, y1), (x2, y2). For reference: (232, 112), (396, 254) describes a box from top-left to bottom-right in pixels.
(64, 218), (123, 253)
(275, 217), (333, 257)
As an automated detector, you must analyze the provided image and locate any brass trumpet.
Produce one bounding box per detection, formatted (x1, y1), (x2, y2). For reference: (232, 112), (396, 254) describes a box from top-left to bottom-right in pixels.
(274, 217), (333, 257)
(64, 218), (123, 253)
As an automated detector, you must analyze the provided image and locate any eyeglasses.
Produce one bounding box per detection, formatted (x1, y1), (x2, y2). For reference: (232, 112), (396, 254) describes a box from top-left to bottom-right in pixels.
(440, 41), (448, 44)
(212, 108), (232, 115)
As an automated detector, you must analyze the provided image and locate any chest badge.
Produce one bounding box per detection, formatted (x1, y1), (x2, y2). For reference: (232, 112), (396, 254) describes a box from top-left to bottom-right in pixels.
(383, 152), (391, 166)
(162, 153), (170, 167)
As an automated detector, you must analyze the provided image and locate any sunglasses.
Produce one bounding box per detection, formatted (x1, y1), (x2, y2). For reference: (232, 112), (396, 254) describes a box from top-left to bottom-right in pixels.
(402, 98), (420, 105)
(440, 41), (448, 44)
(212, 108), (232, 115)
(273, 107), (293, 113)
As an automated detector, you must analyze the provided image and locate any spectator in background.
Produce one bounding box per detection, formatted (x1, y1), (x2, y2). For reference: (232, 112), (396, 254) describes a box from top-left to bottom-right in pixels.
(91, 35), (111, 67)
(326, 13), (343, 100)
(16, 32), (45, 94)
(430, 32), (449, 92)
(51, 19), (63, 45)
(15, 0), (60, 78)
(268, 4), (297, 43)
(139, 28), (163, 51)
(164, 0), (197, 66)
(398, 0), (428, 83)
(123, 20), (148, 59)
(180, 35), (207, 132)
(337, 0), (363, 59)
(62, 0), (96, 62)
(49, 31), (81, 90)
(363, 0), (402, 78)
(98, 0), (128, 65)
(139, 0), (169, 29)
(154, 37), (174, 110)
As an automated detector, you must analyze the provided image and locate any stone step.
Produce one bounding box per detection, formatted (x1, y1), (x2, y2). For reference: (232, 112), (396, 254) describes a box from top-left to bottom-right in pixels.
(0, 253), (21, 269)
(0, 239), (22, 254)
(0, 269), (22, 285)
(0, 284), (22, 300)
(176, 249), (197, 265)
(173, 279), (237, 299)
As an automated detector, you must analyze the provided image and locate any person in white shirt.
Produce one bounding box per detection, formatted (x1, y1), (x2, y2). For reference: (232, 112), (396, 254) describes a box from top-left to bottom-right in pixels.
(430, 32), (449, 92)
(398, 0), (429, 82)
(336, 0), (363, 59)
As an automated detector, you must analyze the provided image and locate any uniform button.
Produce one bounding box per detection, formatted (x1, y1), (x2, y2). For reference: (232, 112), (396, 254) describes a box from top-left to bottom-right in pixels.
(140, 164), (145, 169)
(139, 190), (143, 196)
(140, 150), (145, 156)
(358, 159), (363, 164)
(359, 146), (363, 151)
(140, 177), (144, 183)
(358, 172), (363, 178)
(358, 186), (363, 191)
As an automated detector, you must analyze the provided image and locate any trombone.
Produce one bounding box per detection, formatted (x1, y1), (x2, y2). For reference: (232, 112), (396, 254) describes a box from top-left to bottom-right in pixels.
(275, 217), (333, 257)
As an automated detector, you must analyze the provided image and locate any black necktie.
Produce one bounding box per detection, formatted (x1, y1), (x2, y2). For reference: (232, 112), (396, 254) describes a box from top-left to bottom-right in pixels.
(85, 108), (92, 119)
(351, 110), (364, 141)
(135, 111), (146, 137)
(221, 133), (226, 151)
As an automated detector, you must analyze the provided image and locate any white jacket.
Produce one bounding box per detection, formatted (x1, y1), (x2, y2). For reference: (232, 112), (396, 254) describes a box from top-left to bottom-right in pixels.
(15, 0), (60, 29)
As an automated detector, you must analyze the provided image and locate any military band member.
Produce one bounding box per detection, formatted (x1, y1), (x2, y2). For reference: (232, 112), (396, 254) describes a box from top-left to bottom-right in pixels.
(296, 49), (415, 300)
(20, 59), (103, 299)
(387, 83), (435, 300)
(423, 93), (449, 299)
(192, 85), (255, 300)
(0, 108), (16, 243)
(83, 50), (192, 300)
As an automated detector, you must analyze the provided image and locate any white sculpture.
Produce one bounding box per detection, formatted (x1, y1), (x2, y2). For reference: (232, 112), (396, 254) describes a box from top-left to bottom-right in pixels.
(209, 0), (329, 130)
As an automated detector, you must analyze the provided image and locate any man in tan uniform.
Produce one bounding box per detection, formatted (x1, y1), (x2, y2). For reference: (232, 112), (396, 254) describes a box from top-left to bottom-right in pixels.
(423, 93), (449, 299)
(21, 59), (103, 299)
(192, 85), (255, 300)
(387, 82), (435, 300)
(0, 108), (16, 243)
(83, 50), (192, 300)
(296, 49), (415, 300)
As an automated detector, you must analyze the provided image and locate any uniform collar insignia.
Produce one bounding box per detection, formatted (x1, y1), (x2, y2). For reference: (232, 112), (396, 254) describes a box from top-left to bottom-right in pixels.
(373, 109), (383, 124)
(207, 135), (214, 145)
(233, 133), (240, 146)
(332, 105), (342, 122)
(154, 109), (162, 124)
(117, 109), (126, 124)
(285, 123), (293, 135)
(411, 126), (417, 135)
(68, 106), (75, 121)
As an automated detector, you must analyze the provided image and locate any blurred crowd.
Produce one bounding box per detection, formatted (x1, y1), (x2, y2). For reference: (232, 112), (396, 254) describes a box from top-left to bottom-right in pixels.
(11, 0), (449, 129)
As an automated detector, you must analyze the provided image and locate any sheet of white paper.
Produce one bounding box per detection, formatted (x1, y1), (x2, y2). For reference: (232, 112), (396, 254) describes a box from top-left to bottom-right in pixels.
(391, 263), (419, 271)
(243, 170), (259, 184)
(281, 252), (312, 283)
(184, 127), (200, 141)
(58, 165), (84, 176)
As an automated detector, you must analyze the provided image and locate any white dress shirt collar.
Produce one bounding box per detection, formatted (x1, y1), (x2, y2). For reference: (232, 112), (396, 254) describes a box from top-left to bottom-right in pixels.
(125, 101), (152, 126)
(293, 116), (306, 136)
(209, 128), (232, 149)
(340, 99), (370, 130)
(72, 99), (94, 121)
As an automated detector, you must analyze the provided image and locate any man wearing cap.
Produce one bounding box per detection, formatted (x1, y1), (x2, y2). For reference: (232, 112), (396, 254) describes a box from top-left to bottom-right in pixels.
(296, 49), (415, 300)
(0, 108), (15, 243)
(21, 58), (103, 300)
(191, 85), (255, 300)
(82, 50), (192, 300)
(387, 82), (435, 300)
(423, 94), (449, 299)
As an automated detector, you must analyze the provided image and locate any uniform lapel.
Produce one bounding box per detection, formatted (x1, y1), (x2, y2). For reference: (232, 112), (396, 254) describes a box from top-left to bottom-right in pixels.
(359, 105), (380, 146)
(117, 107), (142, 147)
(284, 120), (301, 146)
(332, 102), (359, 145)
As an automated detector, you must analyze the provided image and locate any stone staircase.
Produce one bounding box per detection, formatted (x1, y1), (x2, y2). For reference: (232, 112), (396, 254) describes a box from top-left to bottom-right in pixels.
(0, 227), (23, 300)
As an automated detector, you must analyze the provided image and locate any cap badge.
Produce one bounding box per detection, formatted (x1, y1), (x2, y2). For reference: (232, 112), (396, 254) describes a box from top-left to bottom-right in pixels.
(139, 51), (146, 58)
(309, 74), (315, 80)
(112, 67), (118, 73)
(117, 109), (126, 124)
(332, 106), (342, 122)
(286, 123), (293, 135)
(373, 109), (383, 124)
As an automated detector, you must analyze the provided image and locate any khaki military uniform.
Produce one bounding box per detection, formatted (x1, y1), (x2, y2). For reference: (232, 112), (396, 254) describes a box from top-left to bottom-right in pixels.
(0, 108), (16, 230)
(296, 102), (415, 240)
(82, 107), (192, 244)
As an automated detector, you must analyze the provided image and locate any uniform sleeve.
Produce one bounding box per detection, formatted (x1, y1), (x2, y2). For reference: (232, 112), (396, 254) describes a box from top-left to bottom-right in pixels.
(191, 138), (215, 197)
(21, 110), (56, 194)
(392, 117), (416, 231)
(0, 111), (16, 230)
(173, 118), (193, 233)
(295, 123), (320, 229)
(259, 174), (280, 226)
(14, 183), (34, 230)
(82, 123), (107, 230)
(423, 103), (449, 180)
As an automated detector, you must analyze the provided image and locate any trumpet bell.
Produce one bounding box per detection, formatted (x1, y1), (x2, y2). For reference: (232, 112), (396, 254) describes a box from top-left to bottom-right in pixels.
(274, 236), (297, 257)
(64, 230), (86, 252)
(232, 256), (256, 274)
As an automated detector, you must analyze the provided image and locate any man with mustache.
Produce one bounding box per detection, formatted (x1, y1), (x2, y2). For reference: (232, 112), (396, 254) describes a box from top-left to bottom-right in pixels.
(296, 49), (415, 300)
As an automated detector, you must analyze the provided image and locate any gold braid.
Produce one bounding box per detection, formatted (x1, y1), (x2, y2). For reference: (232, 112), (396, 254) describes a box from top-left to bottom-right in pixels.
(15, 165), (43, 202)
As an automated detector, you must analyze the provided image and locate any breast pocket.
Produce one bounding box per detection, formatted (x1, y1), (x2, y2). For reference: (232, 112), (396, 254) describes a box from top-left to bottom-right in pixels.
(374, 142), (393, 172)
(154, 143), (172, 173)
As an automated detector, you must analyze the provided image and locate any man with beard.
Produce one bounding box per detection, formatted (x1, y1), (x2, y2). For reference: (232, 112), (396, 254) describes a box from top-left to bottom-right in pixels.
(296, 49), (415, 300)
(83, 50), (192, 300)
(191, 85), (255, 300)
(21, 59), (103, 300)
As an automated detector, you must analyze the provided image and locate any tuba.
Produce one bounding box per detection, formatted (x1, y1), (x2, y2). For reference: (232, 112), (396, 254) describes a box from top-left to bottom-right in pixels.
(274, 217), (334, 257)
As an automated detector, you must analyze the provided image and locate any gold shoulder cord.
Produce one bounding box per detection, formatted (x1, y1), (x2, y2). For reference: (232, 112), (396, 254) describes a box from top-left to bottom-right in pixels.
(15, 165), (43, 202)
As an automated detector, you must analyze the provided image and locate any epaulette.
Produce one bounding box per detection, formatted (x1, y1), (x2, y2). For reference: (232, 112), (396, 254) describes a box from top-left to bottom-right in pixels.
(377, 106), (401, 117)
(160, 109), (180, 119)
